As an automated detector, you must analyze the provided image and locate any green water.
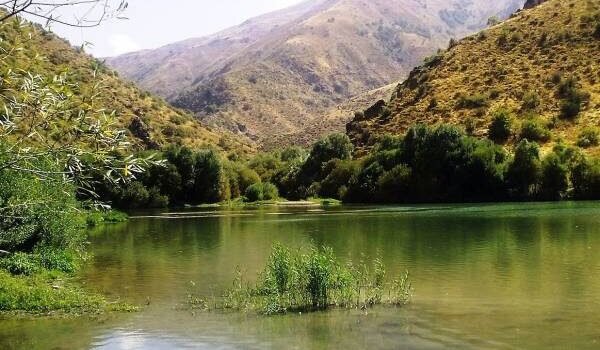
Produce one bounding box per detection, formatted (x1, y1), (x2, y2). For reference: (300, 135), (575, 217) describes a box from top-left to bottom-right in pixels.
(2, 202), (600, 349)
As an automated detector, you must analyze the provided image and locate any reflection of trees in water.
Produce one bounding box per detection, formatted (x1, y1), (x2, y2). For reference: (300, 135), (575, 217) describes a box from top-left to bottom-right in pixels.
(83, 206), (600, 312)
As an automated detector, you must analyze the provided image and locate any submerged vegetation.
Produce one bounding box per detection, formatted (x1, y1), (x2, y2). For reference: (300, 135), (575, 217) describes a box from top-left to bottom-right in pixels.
(188, 244), (411, 315)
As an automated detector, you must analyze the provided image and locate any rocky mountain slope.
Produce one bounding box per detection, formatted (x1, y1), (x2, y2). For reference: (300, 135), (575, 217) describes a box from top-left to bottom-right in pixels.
(0, 17), (253, 156)
(347, 0), (600, 155)
(107, 0), (525, 147)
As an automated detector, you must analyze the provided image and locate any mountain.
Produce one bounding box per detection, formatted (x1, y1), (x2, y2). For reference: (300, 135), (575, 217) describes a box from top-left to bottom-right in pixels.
(107, 0), (525, 147)
(347, 0), (600, 154)
(0, 17), (253, 156)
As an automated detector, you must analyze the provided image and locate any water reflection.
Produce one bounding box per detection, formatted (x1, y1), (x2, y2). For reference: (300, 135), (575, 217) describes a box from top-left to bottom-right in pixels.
(2, 203), (600, 349)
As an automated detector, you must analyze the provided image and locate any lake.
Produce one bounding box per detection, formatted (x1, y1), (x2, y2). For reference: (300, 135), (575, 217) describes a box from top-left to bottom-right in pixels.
(1, 202), (600, 349)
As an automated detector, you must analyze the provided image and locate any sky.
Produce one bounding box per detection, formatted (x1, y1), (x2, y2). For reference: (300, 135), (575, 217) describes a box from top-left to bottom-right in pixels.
(42, 0), (302, 58)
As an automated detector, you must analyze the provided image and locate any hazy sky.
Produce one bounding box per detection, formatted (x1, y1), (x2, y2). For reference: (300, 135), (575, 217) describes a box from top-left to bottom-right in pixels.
(44, 0), (302, 58)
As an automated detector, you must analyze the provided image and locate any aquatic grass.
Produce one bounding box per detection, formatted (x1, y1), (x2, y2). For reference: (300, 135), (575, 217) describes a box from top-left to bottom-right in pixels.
(188, 243), (412, 315)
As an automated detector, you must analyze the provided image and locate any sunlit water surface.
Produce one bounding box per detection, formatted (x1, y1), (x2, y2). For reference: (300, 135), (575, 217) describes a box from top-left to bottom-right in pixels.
(2, 202), (600, 349)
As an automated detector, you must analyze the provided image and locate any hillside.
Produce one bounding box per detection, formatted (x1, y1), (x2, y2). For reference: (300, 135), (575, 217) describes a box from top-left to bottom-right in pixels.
(264, 82), (396, 149)
(347, 0), (600, 155)
(0, 17), (253, 156)
(107, 0), (525, 147)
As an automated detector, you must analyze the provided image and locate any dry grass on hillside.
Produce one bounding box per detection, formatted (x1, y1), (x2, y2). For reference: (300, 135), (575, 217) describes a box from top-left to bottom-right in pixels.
(0, 18), (253, 156)
(348, 0), (600, 156)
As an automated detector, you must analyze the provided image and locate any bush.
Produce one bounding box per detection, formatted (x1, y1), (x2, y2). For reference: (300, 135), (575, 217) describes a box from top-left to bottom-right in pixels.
(86, 210), (128, 227)
(37, 248), (77, 273)
(488, 108), (513, 143)
(521, 91), (541, 110)
(245, 184), (264, 202)
(0, 166), (83, 253)
(561, 100), (582, 119)
(593, 23), (600, 39)
(319, 160), (359, 199)
(520, 119), (551, 143)
(457, 93), (489, 109)
(0, 253), (39, 275)
(577, 128), (600, 148)
(120, 182), (150, 209)
(0, 248), (77, 276)
(378, 164), (412, 203)
(299, 133), (354, 187)
(557, 77), (589, 119)
(262, 183), (279, 200)
(244, 183), (279, 202)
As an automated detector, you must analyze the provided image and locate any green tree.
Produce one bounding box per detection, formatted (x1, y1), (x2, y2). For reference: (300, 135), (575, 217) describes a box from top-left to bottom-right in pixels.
(299, 133), (354, 187)
(192, 150), (224, 203)
(571, 157), (600, 200)
(319, 160), (359, 199)
(506, 140), (542, 199)
(540, 153), (568, 200)
(378, 164), (412, 203)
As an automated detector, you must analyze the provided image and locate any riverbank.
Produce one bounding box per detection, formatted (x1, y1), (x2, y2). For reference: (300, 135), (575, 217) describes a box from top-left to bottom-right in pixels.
(0, 210), (134, 318)
(0, 270), (136, 317)
(193, 198), (342, 209)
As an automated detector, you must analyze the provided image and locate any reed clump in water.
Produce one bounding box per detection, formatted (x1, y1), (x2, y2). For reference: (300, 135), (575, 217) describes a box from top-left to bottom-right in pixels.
(189, 243), (412, 315)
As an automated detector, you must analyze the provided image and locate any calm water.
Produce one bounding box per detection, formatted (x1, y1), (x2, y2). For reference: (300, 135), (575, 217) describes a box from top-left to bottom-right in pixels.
(2, 202), (600, 349)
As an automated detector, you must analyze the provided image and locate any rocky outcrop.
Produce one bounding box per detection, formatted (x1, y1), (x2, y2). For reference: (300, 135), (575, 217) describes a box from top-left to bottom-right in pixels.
(524, 0), (548, 9)
(129, 116), (159, 150)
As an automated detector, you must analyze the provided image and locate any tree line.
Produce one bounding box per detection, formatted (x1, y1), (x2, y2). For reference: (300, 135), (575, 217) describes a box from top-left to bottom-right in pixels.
(90, 123), (600, 209)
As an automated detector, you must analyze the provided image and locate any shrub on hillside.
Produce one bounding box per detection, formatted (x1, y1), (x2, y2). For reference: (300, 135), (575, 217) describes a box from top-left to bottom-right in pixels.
(457, 93), (489, 109)
(521, 91), (541, 111)
(488, 108), (513, 143)
(520, 119), (551, 143)
(594, 23), (600, 39)
(577, 128), (600, 148)
(561, 99), (583, 119)
(557, 77), (589, 119)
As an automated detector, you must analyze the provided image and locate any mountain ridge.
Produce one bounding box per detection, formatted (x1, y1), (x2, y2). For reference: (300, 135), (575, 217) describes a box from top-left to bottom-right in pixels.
(0, 16), (253, 156)
(347, 0), (600, 155)
(107, 0), (525, 147)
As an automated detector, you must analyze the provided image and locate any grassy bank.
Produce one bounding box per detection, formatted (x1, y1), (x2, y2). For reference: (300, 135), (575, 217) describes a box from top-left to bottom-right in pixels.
(85, 210), (129, 227)
(0, 270), (103, 315)
(0, 258), (136, 316)
(0, 206), (133, 316)
(188, 243), (411, 315)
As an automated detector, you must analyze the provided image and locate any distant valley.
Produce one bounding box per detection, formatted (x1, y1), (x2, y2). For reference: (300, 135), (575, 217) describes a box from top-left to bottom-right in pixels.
(107, 0), (525, 148)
